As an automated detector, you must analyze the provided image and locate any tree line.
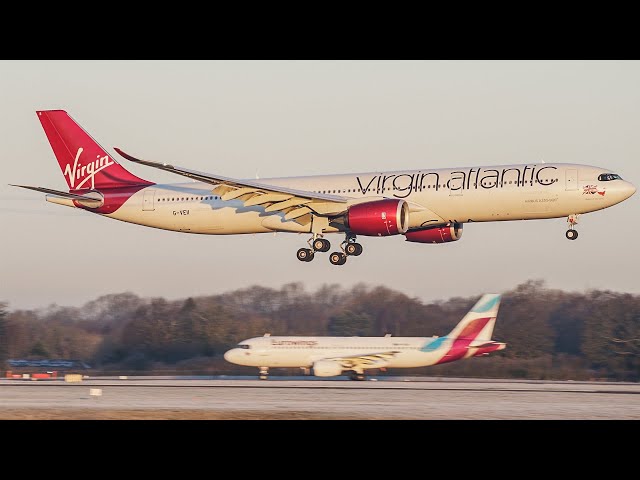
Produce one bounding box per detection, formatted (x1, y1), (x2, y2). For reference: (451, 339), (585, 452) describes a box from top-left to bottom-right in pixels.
(1, 279), (639, 380)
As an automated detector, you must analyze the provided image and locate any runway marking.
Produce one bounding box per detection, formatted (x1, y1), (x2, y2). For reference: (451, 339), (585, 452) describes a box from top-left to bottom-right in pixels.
(5, 382), (640, 395)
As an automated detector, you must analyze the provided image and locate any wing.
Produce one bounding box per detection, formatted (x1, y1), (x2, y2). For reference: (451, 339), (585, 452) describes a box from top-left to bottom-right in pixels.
(114, 148), (351, 223)
(325, 351), (401, 370)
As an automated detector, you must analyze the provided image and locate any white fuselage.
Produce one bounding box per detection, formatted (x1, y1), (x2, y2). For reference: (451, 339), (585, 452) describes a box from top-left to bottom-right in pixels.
(225, 335), (470, 369)
(47, 162), (636, 235)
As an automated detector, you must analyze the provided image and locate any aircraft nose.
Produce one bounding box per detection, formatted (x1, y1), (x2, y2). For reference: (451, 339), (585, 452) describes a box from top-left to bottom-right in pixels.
(224, 349), (238, 363)
(626, 181), (637, 199)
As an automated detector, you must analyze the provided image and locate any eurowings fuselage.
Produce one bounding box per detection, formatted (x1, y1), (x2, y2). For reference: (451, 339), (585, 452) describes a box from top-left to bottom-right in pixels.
(223, 335), (505, 370)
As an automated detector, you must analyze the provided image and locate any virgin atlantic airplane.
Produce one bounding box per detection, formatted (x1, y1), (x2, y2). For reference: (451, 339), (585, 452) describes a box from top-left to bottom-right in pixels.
(12, 110), (636, 265)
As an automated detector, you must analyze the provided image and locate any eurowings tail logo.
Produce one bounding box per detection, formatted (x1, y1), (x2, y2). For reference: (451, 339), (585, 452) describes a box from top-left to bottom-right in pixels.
(64, 148), (115, 190)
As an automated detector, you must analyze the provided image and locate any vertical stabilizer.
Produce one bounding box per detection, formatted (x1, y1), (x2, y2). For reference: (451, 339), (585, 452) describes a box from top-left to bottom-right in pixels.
(37, 110), (152, 190)
(447, 294), (502, 341)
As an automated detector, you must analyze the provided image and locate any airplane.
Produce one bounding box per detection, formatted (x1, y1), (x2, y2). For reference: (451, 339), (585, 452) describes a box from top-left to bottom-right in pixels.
(224, 293), (506, 380)
(11, 110), (636, 265)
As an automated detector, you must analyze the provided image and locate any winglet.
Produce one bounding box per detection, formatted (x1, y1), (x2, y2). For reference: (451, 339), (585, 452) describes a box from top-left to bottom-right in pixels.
(113, 147), (136, 162)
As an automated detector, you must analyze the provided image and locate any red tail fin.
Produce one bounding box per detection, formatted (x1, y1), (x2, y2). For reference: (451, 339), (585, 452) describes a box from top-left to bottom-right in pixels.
(37, 110), (152, 191)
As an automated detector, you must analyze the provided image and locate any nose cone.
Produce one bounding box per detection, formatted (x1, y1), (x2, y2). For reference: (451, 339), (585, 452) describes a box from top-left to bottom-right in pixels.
(224, 349), (239, 364)
(618, 181), (637, 203)
(606, 180), (636, 206)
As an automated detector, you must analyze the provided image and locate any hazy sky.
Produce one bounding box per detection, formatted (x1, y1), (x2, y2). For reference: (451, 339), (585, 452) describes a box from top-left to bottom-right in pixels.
(2, 60), (639, 311)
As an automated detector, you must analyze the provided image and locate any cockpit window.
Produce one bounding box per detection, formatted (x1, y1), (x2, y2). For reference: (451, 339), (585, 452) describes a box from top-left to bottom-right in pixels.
(598, 173), (622, 181)
(238, 344), (250, 349)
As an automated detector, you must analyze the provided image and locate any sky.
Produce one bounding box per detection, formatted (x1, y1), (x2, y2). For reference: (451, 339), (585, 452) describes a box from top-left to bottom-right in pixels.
(1, 60), (639, 311)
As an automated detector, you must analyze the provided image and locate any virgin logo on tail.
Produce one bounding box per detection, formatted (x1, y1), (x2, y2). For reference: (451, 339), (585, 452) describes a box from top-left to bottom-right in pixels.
(63, 148), (115, 189)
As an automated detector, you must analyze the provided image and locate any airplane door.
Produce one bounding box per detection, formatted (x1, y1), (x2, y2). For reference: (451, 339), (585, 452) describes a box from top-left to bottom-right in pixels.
(565, 169), (578, 191)
(143, 189), (156, 211)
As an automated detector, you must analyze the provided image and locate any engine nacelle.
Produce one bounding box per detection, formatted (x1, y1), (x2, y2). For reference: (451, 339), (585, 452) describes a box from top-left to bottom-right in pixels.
(312, 359), (343, 377)
(345, 199), (410, 236)
(404, 223), (463, 243)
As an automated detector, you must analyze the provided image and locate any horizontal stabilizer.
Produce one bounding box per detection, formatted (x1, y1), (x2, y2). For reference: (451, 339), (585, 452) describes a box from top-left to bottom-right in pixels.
(10, 184), (104, 207)
(468, 340), (506, 350)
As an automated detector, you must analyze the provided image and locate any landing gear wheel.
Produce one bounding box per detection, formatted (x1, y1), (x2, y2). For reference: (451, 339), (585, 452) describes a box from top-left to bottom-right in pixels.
(329, 252), (347, 265)
(297, 248), (315, 262)
(350, 372), (365, 381)
(312, 238), (331, 252)
(565, 229), (578, 240)
(345, 242), (363, 256)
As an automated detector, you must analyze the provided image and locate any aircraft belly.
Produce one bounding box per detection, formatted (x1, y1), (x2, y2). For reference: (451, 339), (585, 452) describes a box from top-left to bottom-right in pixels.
(184, 208), (271, 234)
(406, 208), (446, 229)
(108, 203), (271, 234)
(417, 187), (589, 223)
(261, 214), (312, 233)
(387, 351), (439, 368)
(422, 190), (517, 222)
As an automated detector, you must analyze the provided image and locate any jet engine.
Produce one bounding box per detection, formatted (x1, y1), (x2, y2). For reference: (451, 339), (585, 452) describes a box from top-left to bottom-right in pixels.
(345, 199), (410, 236)
(312, 359), (343, 377)
(404, 223), (463, 243)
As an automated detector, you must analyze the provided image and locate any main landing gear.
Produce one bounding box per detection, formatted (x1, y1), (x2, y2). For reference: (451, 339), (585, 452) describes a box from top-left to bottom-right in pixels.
(296, 233), (363, 266)
(296, 234), (330, 263)
(259, 367), (269, 380)
(565, 214), (579, 240)
(349, 371), (366, 381)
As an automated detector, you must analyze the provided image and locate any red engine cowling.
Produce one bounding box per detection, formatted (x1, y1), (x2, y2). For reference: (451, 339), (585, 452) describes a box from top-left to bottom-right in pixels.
(346, 199), (410, 236)
(404, 223), (463, 243)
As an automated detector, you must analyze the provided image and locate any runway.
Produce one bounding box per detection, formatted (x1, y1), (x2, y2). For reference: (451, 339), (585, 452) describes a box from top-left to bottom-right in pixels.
(2, 376), (639, 419)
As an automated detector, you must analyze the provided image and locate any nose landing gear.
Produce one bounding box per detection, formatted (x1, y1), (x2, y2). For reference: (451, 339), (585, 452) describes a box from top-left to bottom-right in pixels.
(566, 214), (579, 240)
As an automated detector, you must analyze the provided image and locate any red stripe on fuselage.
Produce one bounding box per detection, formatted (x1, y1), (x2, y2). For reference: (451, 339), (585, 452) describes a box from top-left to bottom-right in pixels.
(72, 185), (153, 214)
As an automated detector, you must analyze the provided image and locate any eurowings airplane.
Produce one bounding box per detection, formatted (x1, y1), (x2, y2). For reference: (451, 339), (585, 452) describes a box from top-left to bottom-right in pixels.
(12, 110), (636, 265)
(224, 293), (505, 380)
